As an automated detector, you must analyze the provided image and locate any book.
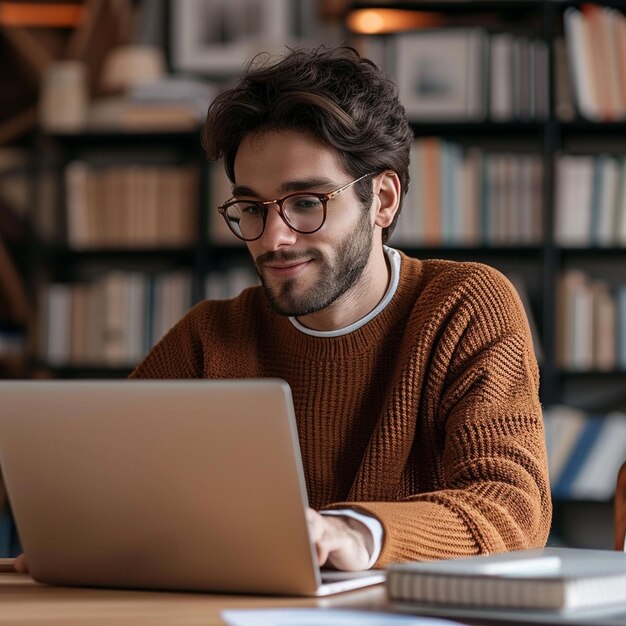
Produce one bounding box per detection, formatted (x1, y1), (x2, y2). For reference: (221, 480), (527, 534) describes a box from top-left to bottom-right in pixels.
(553, 37), (576, 122)
(570, 412), (626, 501)
(564, 7), (601, 121)
(387, 548), (626, 616)
(551, 413), (604, 499)
(543, 405), (587, 488)
(554, 155), (594, 247)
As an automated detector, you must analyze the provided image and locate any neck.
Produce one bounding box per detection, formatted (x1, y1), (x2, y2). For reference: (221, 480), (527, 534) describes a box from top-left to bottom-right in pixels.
(295, 246), (391, 332)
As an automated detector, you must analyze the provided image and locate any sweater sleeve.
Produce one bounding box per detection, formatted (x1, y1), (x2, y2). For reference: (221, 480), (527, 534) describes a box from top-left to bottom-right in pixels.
(328, 266), (551, 567)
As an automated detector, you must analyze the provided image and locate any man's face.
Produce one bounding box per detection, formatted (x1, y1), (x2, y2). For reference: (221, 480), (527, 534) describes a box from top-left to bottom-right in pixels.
(232, 129), (375, 318)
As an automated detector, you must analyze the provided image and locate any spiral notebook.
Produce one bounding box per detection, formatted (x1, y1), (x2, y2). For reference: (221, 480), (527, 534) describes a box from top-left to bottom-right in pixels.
(387, 547), (626, 624)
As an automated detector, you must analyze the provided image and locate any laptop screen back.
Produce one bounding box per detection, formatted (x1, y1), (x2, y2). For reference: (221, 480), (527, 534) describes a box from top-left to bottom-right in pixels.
(0, 379), (323, 594)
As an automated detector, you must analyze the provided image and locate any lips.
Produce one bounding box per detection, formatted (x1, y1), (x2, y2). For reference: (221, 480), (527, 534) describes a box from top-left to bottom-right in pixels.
(262, 259), (312, 278)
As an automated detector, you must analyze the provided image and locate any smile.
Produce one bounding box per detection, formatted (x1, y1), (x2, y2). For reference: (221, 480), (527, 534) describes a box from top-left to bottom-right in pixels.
(263, 259), (312, 278)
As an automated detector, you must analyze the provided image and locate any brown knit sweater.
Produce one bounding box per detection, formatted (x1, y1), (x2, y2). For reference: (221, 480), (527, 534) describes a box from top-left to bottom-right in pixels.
(131, 252), (552, 567)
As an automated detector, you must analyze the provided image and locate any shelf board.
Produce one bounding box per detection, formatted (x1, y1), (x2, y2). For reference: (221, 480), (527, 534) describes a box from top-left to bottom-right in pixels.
(45, 128), (203, 146)
(44, 246), (198, 261)
(558, 246), (626, 255)
(350, 1), (543, 14)
(395, 244), (543, 256)
(551, 0), (626, 10)
(559, 369), (626, 377)
(40, 365), (134, 379)
(558, 120), (626, 133)
(409, 120), (545, 135)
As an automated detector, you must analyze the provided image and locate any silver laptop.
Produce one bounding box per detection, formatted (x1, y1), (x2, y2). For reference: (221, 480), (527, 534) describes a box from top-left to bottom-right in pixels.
(0, 379), (385, 595)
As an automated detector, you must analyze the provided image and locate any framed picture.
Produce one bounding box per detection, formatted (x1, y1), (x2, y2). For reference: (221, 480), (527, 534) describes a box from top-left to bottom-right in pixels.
(171, 0), (294, 76)
(395, 29), (487, 121)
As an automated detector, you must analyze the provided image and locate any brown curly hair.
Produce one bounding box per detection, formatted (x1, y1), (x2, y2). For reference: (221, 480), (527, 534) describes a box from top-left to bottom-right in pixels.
(202, 46), (413, 242)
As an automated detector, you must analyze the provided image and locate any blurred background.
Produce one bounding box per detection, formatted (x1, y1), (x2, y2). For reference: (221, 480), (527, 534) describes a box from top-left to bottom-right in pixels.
(1, 0), (626, 556)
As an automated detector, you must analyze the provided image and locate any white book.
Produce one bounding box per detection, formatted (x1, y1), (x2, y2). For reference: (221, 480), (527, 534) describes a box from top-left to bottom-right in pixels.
(490, 33), (514, 121)
(571, 278), (594, 371)
(101, 273), (129, 366)
(46, 283), (72, 366)
(555, 156), (593, 247)
(125, 272), (146, 365)
(65, 161), (91, 249)
(388, 548), (626, 616)
(594, 156), (620, 247)
(564, 8), (601, 121)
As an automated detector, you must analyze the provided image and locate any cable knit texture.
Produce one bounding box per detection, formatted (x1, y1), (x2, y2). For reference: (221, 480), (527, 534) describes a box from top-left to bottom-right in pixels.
(130, 252), (552, 567)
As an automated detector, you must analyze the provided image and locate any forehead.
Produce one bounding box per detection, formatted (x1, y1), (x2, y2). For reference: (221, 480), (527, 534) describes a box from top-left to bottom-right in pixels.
(233, 130), (347, 189)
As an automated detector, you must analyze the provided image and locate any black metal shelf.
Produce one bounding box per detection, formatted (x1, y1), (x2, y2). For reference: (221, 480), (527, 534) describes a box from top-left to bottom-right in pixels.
(395, 244), (544, 256)
(409, 120), (545, 136)
(37, 365), (134, 379)
(48, 128), (203, 145)
(350, 1), (544, 14)
(558, 246), (626, 256)
(43, 245), (198, 261)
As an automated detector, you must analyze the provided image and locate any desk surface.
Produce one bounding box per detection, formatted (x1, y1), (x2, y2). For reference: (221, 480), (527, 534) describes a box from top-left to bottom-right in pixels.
(0, 560), (393, 626)
(5, 559), (626, 626)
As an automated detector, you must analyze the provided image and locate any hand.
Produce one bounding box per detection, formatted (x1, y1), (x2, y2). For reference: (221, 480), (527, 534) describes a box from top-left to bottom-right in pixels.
(305, 508), (372, 571)
(14, 553), (29, 574)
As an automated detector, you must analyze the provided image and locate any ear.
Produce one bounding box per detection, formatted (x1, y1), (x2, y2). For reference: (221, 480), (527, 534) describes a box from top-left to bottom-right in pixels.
(372, 171), (401, 229)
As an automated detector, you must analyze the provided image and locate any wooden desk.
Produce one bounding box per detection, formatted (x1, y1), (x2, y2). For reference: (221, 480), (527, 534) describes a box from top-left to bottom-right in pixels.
(0, 561), (392, 626)
(4, 558), (625, 626)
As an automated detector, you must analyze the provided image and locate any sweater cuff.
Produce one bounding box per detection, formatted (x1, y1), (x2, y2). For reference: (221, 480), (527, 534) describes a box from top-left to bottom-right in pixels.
(320, 508), (383, 569)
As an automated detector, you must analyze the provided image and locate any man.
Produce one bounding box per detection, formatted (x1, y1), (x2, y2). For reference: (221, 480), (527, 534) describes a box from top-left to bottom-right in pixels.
(16, 46), (551, 575)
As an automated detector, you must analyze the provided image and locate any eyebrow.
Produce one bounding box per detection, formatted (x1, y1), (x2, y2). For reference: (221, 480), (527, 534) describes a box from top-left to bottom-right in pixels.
(231, 177), (336, 199)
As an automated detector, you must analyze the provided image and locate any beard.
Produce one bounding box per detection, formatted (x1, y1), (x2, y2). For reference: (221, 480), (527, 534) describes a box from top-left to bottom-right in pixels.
(254, 210), (374, 317)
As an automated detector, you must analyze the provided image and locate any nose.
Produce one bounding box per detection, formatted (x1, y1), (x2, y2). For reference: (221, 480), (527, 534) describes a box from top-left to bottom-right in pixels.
(258, 203), (297, 250)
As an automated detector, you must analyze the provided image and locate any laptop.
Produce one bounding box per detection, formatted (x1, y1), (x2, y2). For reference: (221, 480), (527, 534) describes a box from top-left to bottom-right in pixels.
(0, 379), (385, 596)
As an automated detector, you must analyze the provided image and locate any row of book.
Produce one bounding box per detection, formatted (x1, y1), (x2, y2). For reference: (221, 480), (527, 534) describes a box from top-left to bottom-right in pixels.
(41, 272), (194, 367)
(564, 5), (626, 122)
(65, 162), (198, 249)
(544, 405), (626, 501)
(556, 270), (626, 372)
(40, 267), (261, 368)
(390, 139), (543, 246)
(204, 267), (258, 301)
(555, 154), (626, 247)
(388, 28), (548, 121)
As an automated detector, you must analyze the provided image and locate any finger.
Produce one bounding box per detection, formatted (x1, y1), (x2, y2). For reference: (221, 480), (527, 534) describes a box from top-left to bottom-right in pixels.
(315, 541), (330, 566)
(305, 508), (325, 543)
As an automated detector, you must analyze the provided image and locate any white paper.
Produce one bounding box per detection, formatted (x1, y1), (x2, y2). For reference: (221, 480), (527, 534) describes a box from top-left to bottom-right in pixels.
(221, 608), (464, 626)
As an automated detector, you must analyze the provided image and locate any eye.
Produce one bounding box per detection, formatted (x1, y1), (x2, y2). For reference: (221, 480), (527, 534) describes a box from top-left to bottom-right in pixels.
(241, 203), (262, 216)
(291, 196), (322, 211)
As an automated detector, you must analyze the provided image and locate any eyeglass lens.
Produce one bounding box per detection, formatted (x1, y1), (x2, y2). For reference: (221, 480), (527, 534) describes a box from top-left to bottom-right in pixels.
(224, 194), (325, 240)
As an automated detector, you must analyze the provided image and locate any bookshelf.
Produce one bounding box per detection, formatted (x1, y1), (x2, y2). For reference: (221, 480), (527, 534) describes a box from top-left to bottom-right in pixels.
(346, 0), (626, 546)
(6, 0), (624, 547)
(0, 142), (35, 379)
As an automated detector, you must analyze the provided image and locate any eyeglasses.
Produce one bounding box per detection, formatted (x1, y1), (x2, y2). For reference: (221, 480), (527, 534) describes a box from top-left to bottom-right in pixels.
(217, 172), (374, 242)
